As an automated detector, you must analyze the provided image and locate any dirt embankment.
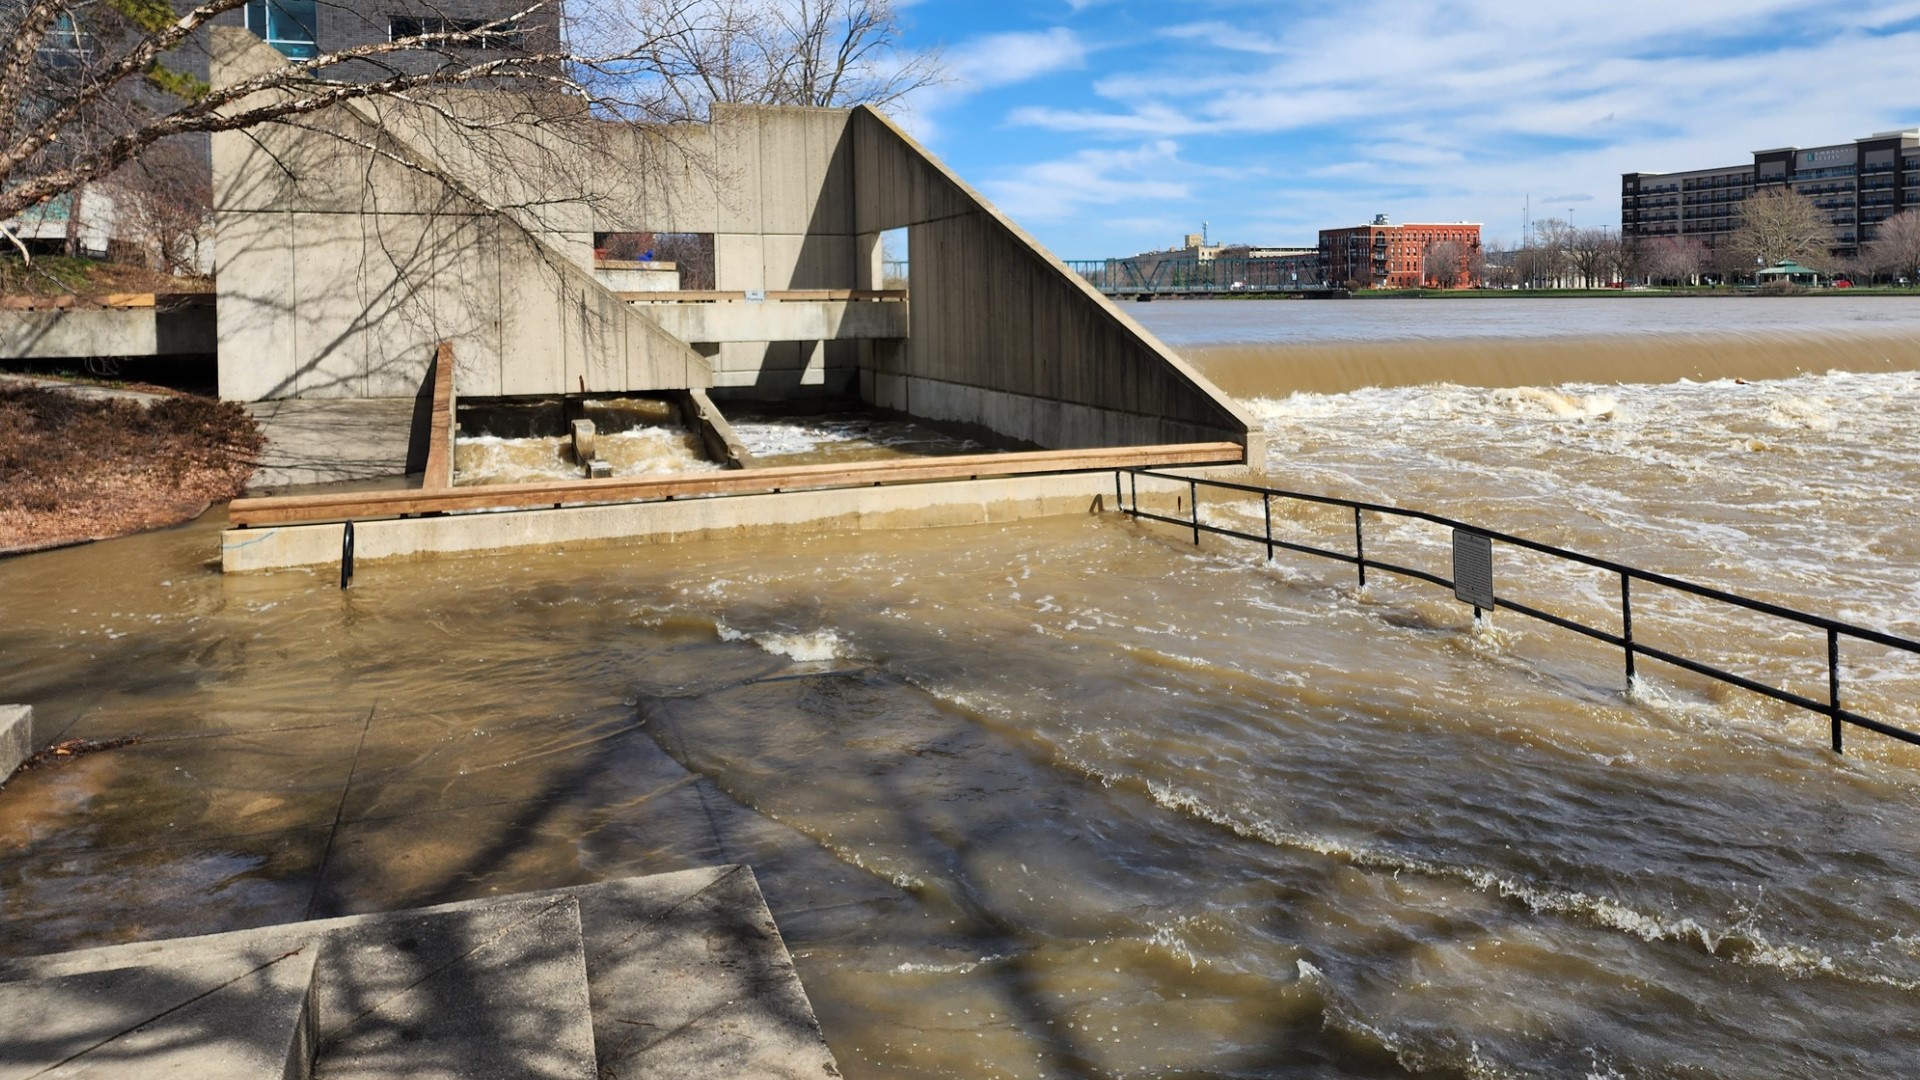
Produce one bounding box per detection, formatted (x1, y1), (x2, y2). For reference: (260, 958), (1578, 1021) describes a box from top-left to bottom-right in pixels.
(0, 256), (212, 300)
(0, 385), (262, 554)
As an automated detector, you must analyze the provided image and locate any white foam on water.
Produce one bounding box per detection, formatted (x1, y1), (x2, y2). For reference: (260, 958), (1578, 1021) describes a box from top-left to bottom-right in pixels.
(714, 621), (850, 663)
(1143, 918), (1206, 972)
(730, 421), (856, 457)
(1105, 771), (1920, 992)
(454, 426), (716, 484)
(891, 953), (1009, 976)
(1765, 393), (1838, 431)
(1492, 386), (1618, 420)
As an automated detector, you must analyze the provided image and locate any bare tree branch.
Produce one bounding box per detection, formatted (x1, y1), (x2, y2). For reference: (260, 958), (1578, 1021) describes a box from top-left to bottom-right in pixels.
(1730, 187), (1833, 270)
(1865, 209), (1920, 282)
(1, 0), (942, 249)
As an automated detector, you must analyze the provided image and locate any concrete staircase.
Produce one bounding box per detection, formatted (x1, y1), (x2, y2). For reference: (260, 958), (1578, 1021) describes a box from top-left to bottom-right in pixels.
(0, 866), (839, 1079)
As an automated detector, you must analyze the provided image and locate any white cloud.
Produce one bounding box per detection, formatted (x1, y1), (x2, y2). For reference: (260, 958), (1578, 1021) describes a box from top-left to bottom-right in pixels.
(1006, 101), (1200, 136)
(1157, 20), (1285, 55)
(959, 2), (1920, 252)
(982, 140), (1194, 223)
(948, 28), (1086, 90)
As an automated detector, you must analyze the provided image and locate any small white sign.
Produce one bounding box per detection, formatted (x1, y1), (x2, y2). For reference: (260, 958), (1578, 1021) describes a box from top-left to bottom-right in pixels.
(745, 289), (766, 303)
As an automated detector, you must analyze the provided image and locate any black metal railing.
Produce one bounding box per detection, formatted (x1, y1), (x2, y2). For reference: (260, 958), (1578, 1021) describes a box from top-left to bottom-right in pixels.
(1115, 468), (1920, 754)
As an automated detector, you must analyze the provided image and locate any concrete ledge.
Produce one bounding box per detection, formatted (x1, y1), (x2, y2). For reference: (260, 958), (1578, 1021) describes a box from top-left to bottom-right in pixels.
(638, 298), (907, 343)
(0, 868), (833, 1080)
(222, 471), (1117, 573)
(680, 388), (752, 468)
(0, 307), (216, 360)
(0, 947), (318, 1080)
(0, 706), (31, 782)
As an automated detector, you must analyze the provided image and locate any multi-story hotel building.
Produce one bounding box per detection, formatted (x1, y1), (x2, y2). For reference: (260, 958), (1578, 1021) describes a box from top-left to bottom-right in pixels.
(1318, 216), (1482, 289)
(1621, 129), (1920, 261)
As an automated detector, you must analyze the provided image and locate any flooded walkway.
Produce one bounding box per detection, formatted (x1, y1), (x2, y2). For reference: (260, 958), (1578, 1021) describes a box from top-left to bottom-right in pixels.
(6, 299), (1920, 1077)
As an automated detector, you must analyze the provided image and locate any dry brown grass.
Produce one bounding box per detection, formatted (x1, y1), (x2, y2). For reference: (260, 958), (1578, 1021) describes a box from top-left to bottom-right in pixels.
(0, 255), (212, 300)
(0, 386), (262, 552)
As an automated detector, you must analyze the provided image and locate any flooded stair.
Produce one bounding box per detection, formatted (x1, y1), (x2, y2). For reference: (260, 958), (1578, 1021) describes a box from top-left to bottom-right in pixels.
(0, 868), (836, 1079)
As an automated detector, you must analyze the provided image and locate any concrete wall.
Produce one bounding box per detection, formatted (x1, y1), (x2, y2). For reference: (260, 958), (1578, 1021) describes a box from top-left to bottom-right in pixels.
(0, 705), (31, 782)
(206, 33), (1254, 454)
(848, 109), (1259, 451)
(0, 307), (215, 360)
(574, 106), (863, 397)
(220, 473), (1116, 572)
(210, 29), (710, 402)
(637, 300), (905, 345)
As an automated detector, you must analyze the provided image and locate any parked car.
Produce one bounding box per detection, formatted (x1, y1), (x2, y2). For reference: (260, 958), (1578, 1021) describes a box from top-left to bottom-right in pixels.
(1832, 278), (1853, 289)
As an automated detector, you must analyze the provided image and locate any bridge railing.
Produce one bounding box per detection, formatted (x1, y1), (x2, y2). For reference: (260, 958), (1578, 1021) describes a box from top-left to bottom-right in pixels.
(1115, 468), (1920, 755)
(1064, 257), (1323, 294)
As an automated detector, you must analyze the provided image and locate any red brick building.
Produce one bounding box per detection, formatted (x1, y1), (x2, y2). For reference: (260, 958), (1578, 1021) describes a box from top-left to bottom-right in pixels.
(1318, 216), (1482, 288)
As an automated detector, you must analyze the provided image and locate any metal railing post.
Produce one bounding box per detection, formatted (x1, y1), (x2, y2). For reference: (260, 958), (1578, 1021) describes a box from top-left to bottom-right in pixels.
(1353, 507), (1366, 588)
(1113, 470), (1122, 514)
(340, 520), (355, 590)
(1829, 627), (1843, 754)
(1109, 467), (1920, 754)
(1621, 572), (1635, 688)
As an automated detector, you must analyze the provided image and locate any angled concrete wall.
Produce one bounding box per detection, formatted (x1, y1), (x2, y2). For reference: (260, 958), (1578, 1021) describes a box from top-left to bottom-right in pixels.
(849, 108), (1258, 451)
(209, 28), (710, 402)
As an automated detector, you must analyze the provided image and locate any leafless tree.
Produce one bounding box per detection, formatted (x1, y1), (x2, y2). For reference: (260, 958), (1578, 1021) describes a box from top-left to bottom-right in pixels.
(625, 0), (941, 119)
(0, 0), (942, 262)
(100, 138), (211, 273)
(600, 229), (715, 287)
(1864, 208), (1920, 284)
(1527, 217), (1573, 287)
(1640, 236), (1704, 285)
(1729, 187), (1832, 270)
(1706, 240), (1752, 285)
(1565, 227), (1617, 288)
(1614, 235), (1645, 285)
(1422, 239), (1466, 288)
(1479, 240), (1516, 288)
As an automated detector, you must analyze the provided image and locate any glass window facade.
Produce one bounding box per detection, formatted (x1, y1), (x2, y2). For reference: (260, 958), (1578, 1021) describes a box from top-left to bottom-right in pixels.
(244, 0), (318, 59)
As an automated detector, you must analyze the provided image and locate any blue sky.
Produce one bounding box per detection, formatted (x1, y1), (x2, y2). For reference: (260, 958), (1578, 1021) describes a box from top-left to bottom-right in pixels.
(885, 1), (1920, 258)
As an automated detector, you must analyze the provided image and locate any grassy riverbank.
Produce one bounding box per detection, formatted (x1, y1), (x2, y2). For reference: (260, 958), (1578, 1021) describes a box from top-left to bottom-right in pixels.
(0, 382), (261, 554)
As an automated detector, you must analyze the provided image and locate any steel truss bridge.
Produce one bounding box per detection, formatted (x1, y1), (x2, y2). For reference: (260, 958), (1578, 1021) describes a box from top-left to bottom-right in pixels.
(1063, 256), (1346, 298)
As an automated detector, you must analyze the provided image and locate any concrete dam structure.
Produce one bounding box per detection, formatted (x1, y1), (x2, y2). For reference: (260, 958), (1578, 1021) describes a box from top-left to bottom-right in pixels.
(192, 28), (1260, 569)
(208, 29), (1253, 447)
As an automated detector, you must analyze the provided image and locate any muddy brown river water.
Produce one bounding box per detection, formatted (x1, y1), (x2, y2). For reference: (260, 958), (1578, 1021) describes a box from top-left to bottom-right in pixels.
(5, 297), (1920, 1077)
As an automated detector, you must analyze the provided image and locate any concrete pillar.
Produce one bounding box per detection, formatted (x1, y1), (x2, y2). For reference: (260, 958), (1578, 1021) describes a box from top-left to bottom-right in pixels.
(1, 705), (32, 782)
(571, 419), (597, 466)
(856, 232), (883, 291)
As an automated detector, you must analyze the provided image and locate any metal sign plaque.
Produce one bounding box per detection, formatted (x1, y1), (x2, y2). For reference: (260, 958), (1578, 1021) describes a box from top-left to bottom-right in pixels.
(1453, 530), (1494, 609)
(745, 289), (767, 303)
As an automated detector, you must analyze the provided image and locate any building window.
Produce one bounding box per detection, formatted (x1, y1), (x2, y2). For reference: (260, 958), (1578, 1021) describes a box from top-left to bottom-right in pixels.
(244, 0), (318, 59)
(389, 15), (522, 48)
(36, 12), (89, 67)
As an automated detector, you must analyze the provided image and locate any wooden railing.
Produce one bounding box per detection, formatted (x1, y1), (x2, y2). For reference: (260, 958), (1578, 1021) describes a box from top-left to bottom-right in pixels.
(228, 442), (1245, 528)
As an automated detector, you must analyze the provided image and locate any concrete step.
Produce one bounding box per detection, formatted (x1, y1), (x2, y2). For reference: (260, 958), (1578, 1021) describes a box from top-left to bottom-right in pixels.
(0, 869), (836, 1079)
(572, 866), (840, 1079)
(0, 945), (317, 1080)
(312, 894), (597, 1079)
